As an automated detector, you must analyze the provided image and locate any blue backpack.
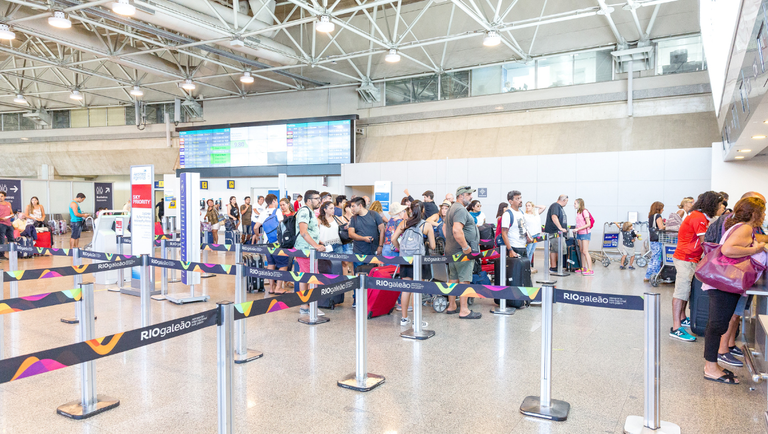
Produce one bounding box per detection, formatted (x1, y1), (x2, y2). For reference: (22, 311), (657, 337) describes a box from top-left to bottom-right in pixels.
(495, 210), (514, 247)
(262, 209), (280, 244)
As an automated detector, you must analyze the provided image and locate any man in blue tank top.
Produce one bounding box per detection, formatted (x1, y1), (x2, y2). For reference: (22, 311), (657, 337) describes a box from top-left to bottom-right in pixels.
(69, 193), (90, 248)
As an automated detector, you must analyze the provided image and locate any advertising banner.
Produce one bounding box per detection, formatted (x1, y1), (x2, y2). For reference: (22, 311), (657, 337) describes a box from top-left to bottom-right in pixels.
(130, 166), (154, 256)
(374, 180), (391, 212)
(163, 174), (179, 221)
(94, 182), (113, 213)
(0, 179), (22, 212)
(180, 172), (201, 286)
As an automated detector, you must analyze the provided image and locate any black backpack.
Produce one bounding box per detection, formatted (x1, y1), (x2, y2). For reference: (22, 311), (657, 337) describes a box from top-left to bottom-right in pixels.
(704, 213), (731, 244)
(278, 206), (310, 249)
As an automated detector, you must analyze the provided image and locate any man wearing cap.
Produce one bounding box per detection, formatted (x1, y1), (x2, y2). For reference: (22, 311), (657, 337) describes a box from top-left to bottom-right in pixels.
(422, 190), (439, 219)
(444, 186), (482, 319)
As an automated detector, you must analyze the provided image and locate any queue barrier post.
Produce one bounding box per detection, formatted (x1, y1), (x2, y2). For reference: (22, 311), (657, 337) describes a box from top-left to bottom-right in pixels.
(169, 223), (180, 283)
(401, 254), (435, 340)
(201, 230), (215, 279)
(61, 248), (83, 324)
(109, 236), (124, 293)
(8, 243), (17, 299)
(491, 245), (515, 315)
(140, 254), (151, 327)
(520, 281), (570, 421)
(57, 283), (120, 419)
(234, 262), (262, 364)
(338, 274), (386, 392)
(624, 293), (680, 434)
(299, 249), (329, 325)
(216, 301), (234, 434)
(551, 234), (569, 277)
(543, 237), (551, 281)
(0, 270), (4, 360)
(152, 239), (168, 301)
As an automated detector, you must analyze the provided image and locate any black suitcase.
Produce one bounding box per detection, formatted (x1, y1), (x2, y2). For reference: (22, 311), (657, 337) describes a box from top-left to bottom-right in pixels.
(225, 230), (240, 245)
(689, 277), (708, 337)
(318, 259), (345, 309)
(244, 254), (265, 293)
(16, 237), (34, 258)
(491, 257), (532, 308)
(566, 244), (581, 271)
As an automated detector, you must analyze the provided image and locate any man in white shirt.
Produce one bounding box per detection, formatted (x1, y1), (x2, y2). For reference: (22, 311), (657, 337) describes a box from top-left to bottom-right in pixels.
(500, 190), (530, 258)
(253, 196), (267, 218)
(251, 194), (288, 293)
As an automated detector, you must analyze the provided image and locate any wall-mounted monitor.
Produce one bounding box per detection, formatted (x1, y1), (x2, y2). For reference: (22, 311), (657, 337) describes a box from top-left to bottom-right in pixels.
(177, 115), (356, 174)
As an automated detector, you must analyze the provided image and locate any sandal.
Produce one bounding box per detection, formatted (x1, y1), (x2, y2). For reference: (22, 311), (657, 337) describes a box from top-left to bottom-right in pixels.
(704, 372), (738, 385)
(459, 311), (482, 319)
(445, 308), (459, 315)
(274, 290), (288, 294)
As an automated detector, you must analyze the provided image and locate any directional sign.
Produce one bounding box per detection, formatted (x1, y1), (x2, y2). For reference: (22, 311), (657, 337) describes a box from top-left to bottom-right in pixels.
(478, 188), (487, 198)
(94, 182), (113, 213)
(227, 180), (235, 190)
(201, 181), (208, 190)
(0, 179), (22, 212)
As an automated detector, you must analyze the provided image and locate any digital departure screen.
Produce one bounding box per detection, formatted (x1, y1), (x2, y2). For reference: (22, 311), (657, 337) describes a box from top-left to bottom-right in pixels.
(178, 118), (353, 169)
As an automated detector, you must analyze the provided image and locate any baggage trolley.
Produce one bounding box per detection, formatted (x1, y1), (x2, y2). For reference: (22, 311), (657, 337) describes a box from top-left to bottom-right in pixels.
(598, 222), (622, 267)
(650, 230), (678, 287)
(632, 221), (650, 268)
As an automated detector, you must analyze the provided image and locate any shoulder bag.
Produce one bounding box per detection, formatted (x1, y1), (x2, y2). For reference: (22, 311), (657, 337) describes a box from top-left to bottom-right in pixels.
(695, 223), (766, 294)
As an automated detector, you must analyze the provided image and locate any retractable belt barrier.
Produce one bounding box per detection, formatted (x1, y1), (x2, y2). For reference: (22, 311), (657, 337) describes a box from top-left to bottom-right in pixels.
(241, 244), (500, 264)
(368, 276), (540, 301)
(4, 257), (140, 281)
(0, 244), (8, 252)
(0, 287), (83, 314)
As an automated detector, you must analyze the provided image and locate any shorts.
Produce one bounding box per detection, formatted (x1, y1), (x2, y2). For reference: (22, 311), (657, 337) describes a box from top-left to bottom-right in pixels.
(267, 254), (290, 269)
(212, 223), (221, 231)
(576, 233), (591, 241)
(399, 264), (431, 280)
(295, 257), (310, 273)
(672, 258), (697, 301)
(447, 261), (473, 283)
(70, 221), (83, 239)
(243, 222), (253, 236)
(548, 234), (567, 254)
(619, 245), (635, 256)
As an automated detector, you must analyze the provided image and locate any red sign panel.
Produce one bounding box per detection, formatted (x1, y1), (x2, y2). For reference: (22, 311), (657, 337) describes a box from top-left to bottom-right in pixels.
(131, 184), (152, 209)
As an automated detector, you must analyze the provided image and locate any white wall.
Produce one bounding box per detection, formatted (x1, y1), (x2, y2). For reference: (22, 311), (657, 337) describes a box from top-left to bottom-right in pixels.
(343, 147), (713, 250)
(710, 143), (768, 198)
(197, 175), (343, 209)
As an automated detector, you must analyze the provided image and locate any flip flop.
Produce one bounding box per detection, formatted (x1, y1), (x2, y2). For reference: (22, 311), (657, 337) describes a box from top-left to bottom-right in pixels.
(274, 290), (288, 294)
(459, 311), (482, 319)
(704, 372), (738, 385)
(722, 369), (738, 377)
(445, 309), (459, 315)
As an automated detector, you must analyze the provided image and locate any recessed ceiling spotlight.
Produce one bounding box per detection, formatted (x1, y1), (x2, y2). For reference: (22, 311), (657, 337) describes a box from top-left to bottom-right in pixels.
(69, 90), (83, 100)
(13, 94), (27, 105)
(316, 15), (334, 33)
(112, 0), (136, 16)
(385, 49), (400, 63)
(0, 24), (16, 40)
(737, 149), (751, 153)
(483, 30), (501, 47)
(735, 156), (745, 159)
(180, 79), (195, 90)
(240, 71), (254, 84)
(752, 135), (766, 139)
(48, 11), (72, 29)
(130, 86), (143, 96)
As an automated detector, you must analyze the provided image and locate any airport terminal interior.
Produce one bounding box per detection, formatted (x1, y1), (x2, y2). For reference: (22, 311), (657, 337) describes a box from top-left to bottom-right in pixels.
(0, 0), (768, 433)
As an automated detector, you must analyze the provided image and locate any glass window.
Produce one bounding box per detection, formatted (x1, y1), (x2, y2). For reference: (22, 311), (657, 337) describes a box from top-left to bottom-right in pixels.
(412, 75), (438, 103)
(125, 105), (135, 125)
(657, 35), (706, 75)
(144, 105), (158, 124)
(537, 55), (573, 88)
(3, 113), (19, 131)
(386, 78), (413, 106)
(471, 65), (502, 96)
(53, 110), (70, 129)
(502, 62), (535, 92)
(441, 71), (469, 100)
(20, 114), (36, 130)
(573, 50), (613, 85)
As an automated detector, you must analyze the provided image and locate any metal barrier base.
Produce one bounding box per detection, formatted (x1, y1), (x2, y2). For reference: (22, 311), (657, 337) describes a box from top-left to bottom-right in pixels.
(520, 396), (570, 421)
(56, 395), (120, 420)
(234, 349), (263, 364)
(150, 295), (167, 301)
(623, 416), (680, 434)
(550, 271), (570, 277)
(490, 306), (516, 315)
(337, 373), (385, 392)
(60, 316), (96, 324)
(298, 315), (330, 325)
(400, 328), (435, 340)
(120, 288), (161, 297)
(166, 295), (210, 305)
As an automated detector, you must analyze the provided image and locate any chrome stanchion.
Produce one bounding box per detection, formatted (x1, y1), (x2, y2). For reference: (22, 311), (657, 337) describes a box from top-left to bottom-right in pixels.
(57, 283), (119, 419)
(168, 227), (180, 283)
(624, 293), (680, 434)
(8, 243), (17, 299)
(61, 248), (82, 324)
(401, 254), (435, 340)
(140, 255), (151, 327)
(543, 237), (551, 282)
(491, 245), (516, 315)
(152, 239), (168, 301)
(201, 230), (215, 279)
(520, 281), (570, 421)
(299, 249), (329, 325)
(550, 233), (569, 277)
(217, 301), (234, 434)
(234, 262), (262, 364)
(338, 274), (386, 391)
(109, 236), (124, 292)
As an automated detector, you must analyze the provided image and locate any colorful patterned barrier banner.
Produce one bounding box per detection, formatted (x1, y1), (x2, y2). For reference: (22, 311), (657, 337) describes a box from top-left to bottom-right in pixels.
(240, 244), (309, 258)
(80, 251), (135, 262)
(0, 309), (219, 384)
(4, 257), (142, 281)
(154, 234), (175, 240)
(366, 276), (540, 301)
(201, 243), (233, 252)
(554, 289), (644, 311)
(233, 277), (360, 321)
(245, 266), (356, 285)
(148, 257), (237, 276)
(242, 245), (500, 264)
(0, 288), (82, 315)
(32, 247), (74, 257)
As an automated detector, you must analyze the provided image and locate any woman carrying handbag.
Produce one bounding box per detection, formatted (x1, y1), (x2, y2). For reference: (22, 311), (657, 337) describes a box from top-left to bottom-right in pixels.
(698, 197), (767, 385)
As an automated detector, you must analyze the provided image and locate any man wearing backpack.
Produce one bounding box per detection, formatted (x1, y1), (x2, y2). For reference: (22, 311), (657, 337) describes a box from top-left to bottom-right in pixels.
(252, 194), (289, 294)
(500, 190), (529, 258)
(293, 190), (327, 315)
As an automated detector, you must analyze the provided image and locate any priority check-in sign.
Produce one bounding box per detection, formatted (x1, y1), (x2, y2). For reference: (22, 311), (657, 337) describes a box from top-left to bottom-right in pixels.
(130, 165), (154, 256)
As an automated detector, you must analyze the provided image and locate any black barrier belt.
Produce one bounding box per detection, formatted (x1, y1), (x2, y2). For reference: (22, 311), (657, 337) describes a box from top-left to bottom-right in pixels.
(80, 251), (136, 262)
(367, 276), (541, 301)
(0, 244), (9, 252)
(4, 257), (142, 281)
(554, 289), (644, 311)
(245, 266), (356, 285)
(154, 240), (182, 248)
(0, 287), (82, 315)
(0, 309), (219, 384)
(242, 245), (500, 265)
(148, 257), (237, 275)
(119, 237), (131, 244)
(234, 277), (360, 321)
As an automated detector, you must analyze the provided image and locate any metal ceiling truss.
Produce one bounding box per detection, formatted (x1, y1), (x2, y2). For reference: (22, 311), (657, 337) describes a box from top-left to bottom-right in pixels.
(0, 0), (683, 111)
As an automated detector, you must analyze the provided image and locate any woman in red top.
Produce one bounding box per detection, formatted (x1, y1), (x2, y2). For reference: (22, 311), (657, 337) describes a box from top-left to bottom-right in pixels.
(280, 198), (295, 217)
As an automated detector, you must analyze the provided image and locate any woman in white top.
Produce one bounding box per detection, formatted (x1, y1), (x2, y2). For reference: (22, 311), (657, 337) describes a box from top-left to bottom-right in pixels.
(467, 200), (486, 226)
(317, 201), (341, 250)
(26, 196), (46, 227)
(524, 201), (546, 271)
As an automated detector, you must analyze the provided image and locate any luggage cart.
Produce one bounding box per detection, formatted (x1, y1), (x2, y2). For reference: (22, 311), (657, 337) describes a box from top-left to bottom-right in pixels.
(650, 230), (678, 287)
(633, 221), (650, 268)
(598, 222), (622, 267)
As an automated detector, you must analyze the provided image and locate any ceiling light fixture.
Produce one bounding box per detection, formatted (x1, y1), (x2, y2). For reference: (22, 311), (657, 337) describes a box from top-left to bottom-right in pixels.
(752, 135), (766, 139)
(737, 149), (752, 153)
(735, 156), (745, 159)
(316, 15), (334, 33)
(240, 71), (254, 84)
(112, 0), (136, 16)
(69, 90), (83, 100)
(483, 30), (501, 47)
(180, 79), (195, 90)
(13, 94), (26, 104)
(48, 11), (71, 29)
(385, 49), (400, 63)
(0, 24), (16, 40)
(130, 85), (143, 96)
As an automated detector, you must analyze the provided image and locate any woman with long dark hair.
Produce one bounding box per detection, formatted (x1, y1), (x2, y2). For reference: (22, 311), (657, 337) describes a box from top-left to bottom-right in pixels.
(466, 200), (486, 225)
(645, 201), (665, 282)
(25, 196), (45, 228)
(227, 196), (240, 232)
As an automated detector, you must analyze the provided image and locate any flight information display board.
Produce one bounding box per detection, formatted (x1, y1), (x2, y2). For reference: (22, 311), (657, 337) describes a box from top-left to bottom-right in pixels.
(178, 119), (352, 169)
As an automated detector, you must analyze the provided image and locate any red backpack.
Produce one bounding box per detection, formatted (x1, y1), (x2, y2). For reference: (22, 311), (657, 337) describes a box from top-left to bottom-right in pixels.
(584, 210), (595, 229)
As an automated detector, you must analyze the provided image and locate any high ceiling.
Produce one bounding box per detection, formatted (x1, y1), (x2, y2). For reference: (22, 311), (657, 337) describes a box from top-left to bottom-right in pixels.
(0, 0), (700, 113)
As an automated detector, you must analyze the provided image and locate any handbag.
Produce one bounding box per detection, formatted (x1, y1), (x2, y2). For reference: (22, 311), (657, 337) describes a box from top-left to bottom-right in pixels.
(335, 216), (352, 244)
(695, 223), (766, 294)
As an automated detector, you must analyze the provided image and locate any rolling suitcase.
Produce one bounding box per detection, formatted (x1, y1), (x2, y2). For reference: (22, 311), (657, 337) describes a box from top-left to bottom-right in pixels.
(35, 230), (52, 250)
(491, 256), (532, 308)
(367, 265), (401, 319)
(244, 254), (265, 293)
(225, 230), (240, 246)
(318, 259), (345, 309)
(689, 277), (709, 337)
(15, 237), (35, 258)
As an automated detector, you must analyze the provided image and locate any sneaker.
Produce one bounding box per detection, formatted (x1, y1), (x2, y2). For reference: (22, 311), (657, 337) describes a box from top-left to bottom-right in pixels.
(620, 266), (626, 270)
(352, 302), (356, 308)
(396, 303), (402, 311)
(574, 268), (582, 273)
(628, 266), (635, 270)
(549, 267), (558, 272)
(400, 317), (410, 326)
(299, 308), (309, 315)
(718, 352), (744, 367)
(730, 346), (744, 358)
(582, 270), (594, 276)
(681, 317), (691, 328)
(669, 327), (696, 342)
(531, 268), (538, 274)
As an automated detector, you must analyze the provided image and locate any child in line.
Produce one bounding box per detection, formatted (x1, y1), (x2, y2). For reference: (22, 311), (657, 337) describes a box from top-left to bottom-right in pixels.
(614, 221), (639, 270)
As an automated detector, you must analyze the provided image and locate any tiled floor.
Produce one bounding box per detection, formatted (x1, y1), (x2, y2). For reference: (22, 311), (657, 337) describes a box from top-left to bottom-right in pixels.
(0, 233), (765, 433)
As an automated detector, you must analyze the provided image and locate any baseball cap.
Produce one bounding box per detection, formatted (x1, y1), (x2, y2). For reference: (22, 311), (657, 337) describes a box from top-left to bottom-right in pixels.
(456, 186), (476, 196)
(440, 200), (451, 208)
